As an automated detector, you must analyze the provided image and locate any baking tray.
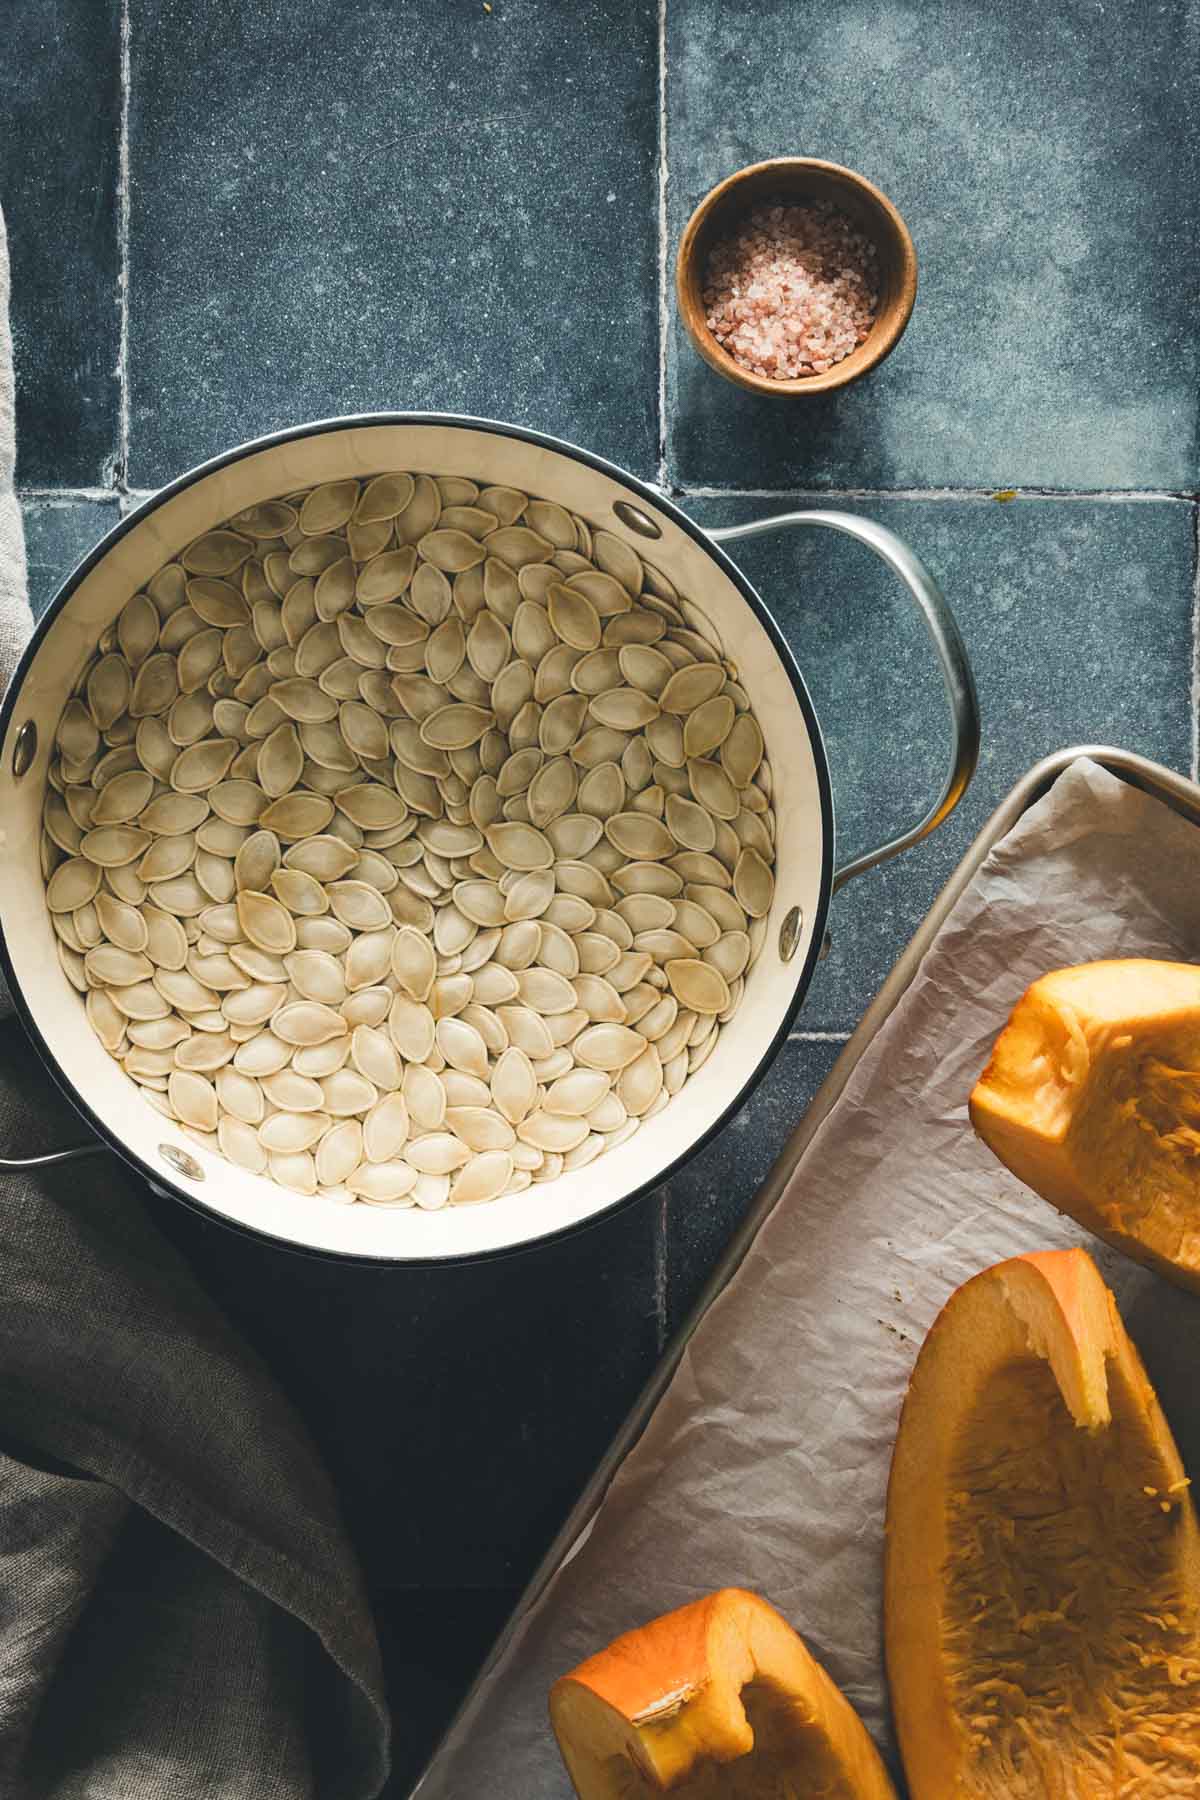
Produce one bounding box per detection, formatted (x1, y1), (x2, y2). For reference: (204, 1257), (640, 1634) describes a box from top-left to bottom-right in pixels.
(412, 743), (1200, 1794)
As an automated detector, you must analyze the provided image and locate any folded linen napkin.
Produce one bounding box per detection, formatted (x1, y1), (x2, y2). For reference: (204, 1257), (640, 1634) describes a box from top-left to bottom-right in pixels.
(0, 205), (390, 1799)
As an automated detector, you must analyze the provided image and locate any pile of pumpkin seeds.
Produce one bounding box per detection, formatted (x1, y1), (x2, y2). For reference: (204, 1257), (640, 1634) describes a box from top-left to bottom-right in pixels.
(41, 473), (776, 1209)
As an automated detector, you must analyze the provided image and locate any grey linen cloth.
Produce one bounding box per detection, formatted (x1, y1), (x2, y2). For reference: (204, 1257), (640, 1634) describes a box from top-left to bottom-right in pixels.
(0, 207), (390, 1798)
(0, 210), (31, 688)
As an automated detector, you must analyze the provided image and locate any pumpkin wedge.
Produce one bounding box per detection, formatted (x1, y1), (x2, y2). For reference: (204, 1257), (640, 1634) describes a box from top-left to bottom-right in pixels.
(550, 1586), (897, 1798)
(885, 1248), (1200, 1797)
(970, 958), (1200, 1290)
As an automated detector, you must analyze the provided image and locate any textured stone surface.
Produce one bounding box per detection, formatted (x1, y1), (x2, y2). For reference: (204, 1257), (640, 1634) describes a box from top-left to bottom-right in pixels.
(21, 500), (121, 619)
(666, 0), (1199, 491)
(664, 1034), (845, 1333)
(688, 495), (1194, 1028)
(126, 0), (658, 488)
(154, 1189), (661, 1589)
(3, 2), (121, 486)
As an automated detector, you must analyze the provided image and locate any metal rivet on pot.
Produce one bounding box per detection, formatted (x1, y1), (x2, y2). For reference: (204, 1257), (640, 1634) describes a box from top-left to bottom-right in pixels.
(778, 905), (803, 962)
(612, 501), (662, 540)
(12, 720), (37, 778)
(159, 1143), (205, 1181)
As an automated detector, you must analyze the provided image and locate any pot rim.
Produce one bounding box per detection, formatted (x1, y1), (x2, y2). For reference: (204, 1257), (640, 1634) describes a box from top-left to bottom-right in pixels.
(0, 411), (834, 1263)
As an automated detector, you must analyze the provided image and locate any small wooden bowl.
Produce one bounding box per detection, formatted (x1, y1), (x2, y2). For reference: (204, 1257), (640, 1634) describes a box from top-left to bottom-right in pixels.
(676, 157), (917, 397)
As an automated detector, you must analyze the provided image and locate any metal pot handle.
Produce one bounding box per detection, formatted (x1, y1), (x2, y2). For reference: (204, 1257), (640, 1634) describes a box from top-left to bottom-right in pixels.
(0, 1142), (105, 1171)
(706, 510), (980, 891)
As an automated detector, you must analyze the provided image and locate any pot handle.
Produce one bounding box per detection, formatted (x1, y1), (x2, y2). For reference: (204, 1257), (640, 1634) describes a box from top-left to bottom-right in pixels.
(0, 1141), (105, 1171)
(706, 510), (979, 891)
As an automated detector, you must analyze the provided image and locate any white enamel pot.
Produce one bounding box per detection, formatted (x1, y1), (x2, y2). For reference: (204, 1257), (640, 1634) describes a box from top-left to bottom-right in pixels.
(0, 416), (978, 1262)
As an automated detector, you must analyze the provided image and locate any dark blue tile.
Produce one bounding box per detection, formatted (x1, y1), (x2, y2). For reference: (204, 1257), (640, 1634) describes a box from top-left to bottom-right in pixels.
(663, 1035), (845, 1333)
(2, 3), (121, 487)
(127, 0), (658, 489)
(666, 1), (1199, 491)
(21, 500), (121, 620)
(152, 1191), (661, 1590)
(686, 496), (1195, 1029)
(376, 1589), (519, 1795)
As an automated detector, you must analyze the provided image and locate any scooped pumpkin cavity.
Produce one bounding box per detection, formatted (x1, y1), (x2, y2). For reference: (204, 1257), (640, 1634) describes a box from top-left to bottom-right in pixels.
(885, 1249), (1200, 1798)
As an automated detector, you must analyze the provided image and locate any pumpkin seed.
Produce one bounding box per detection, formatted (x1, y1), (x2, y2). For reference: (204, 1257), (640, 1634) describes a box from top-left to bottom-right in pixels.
(733, 847), (774, 918)
(484, 525), (553, 570)
(258, 793), (334, 839)
(687, 757), (740, 821)
(94, 892), (149, 952)
(81, 825), (152, 868)
(450, 1150), (514, 1205)
(720, 712), (764, 787)
(299, 481), (358, 535)
(415, 529), (483, 575)
(547, 583), (602, 653)
(517, 1110), (590, 1154)
(483, 821), (552, 872)
(91, 770), (154, 827)
(347, 472), (411, 525)
(237, 889), (297, 953)
(418, 704), (491, 751)
(167, 1069), (220, 1132)
(665, 957), (730, 1015)
(567, 570), (630, 618)
(543, 1067), (611, 1116)
(604, 813), (674, 861)
(117, 594), (160, 667)
(435, 1015), (489, 1078)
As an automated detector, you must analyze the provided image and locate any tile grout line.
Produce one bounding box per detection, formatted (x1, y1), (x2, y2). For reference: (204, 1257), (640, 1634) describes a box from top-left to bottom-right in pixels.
(653, 0), (669, 491)
(18, 488), (125, 507)
(19, 484), (1196, 508)
(672, 485), (1198, 505)
(1194, 507), (1200, 788)
(653, 1192), (669, 1352)
(16, 487), (159, 511)
(112, 0), (132, 495)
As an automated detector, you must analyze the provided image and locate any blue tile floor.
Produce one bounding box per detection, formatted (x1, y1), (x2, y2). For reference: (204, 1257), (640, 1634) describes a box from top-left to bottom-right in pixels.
(9, 1), (1199, 1788)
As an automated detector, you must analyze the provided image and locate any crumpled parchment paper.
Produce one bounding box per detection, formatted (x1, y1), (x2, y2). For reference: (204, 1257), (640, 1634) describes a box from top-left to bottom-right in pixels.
(418, 757), (1200, 1796)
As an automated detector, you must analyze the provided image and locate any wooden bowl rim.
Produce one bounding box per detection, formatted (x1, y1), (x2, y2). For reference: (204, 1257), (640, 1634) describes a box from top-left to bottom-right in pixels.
(675, 156), (918, 397)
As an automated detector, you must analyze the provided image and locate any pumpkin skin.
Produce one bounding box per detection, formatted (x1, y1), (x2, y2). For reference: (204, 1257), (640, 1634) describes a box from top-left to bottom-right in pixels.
(549, 1586), (897, 1798)
(885, 1249), (1200, 1798)
(970, 959), (1200, 1291)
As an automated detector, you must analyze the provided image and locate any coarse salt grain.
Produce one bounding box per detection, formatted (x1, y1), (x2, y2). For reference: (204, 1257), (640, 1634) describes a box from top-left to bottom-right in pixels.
(701, 199), (879, 381)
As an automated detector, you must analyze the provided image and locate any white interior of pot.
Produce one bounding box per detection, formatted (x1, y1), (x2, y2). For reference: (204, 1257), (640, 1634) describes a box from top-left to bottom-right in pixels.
(0, 422), (827, 1258)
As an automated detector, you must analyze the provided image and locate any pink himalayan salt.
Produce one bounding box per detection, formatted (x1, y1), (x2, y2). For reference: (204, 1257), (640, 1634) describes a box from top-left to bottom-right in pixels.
(701, 198), (879, 380)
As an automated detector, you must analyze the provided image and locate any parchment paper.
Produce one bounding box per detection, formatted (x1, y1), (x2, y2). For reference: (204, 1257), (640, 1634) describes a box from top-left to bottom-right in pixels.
(418, 757), (1200, 1796)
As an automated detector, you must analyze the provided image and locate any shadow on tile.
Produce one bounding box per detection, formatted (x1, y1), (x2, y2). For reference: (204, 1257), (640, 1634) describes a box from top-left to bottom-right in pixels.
(153, 1186), (661, 1591)
(375, 1586), (521, 1797)
(663, 1035), (845, 1333)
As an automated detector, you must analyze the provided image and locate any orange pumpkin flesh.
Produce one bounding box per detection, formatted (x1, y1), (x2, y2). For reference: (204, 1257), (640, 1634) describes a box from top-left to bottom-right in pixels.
(970, 959), (1200, 1290)
(550, 1587), (897, 1797)
(885, 1249), (1200, 1797)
